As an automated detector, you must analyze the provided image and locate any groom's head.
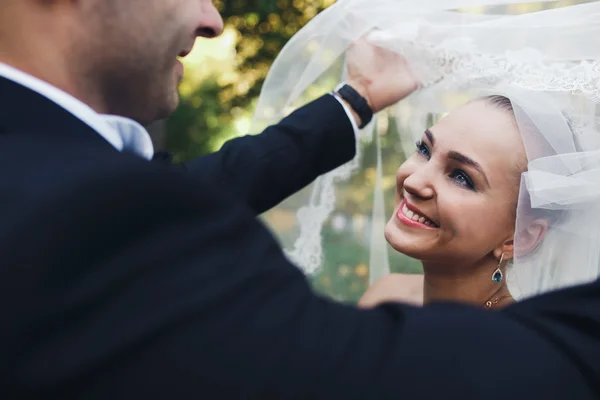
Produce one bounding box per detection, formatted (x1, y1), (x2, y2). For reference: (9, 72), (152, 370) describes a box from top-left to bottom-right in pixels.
(0, 0), (223, 123)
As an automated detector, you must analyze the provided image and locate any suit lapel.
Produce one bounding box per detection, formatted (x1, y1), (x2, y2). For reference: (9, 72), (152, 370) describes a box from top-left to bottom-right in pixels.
(0, 76), (180, 165)
(0, 77), (120, 152)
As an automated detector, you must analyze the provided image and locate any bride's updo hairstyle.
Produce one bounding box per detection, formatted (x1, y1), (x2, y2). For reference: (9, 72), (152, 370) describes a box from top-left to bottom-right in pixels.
(479, 95), (568, 295)
(492, 91), (599, 299)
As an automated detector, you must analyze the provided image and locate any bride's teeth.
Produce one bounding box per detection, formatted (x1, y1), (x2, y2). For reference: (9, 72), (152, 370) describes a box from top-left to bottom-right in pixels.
(401, 203), (436, 227)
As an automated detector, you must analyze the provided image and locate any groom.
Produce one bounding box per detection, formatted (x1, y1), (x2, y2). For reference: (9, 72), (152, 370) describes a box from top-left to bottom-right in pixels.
(1, 0), (599, 399)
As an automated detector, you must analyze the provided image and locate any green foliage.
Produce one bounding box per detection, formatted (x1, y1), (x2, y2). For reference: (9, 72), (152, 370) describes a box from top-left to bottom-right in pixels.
(309, 225), (371, 303)
(165, 78), (228, 161)
(213, 0), (331, 110)
(310, 224), (422, 304)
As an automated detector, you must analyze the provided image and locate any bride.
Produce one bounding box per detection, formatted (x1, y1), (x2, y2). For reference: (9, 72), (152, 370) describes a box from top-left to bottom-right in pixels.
(251, 0), (600, 309)
(362, 94), (527, 309)
(360, 93), (546, 309)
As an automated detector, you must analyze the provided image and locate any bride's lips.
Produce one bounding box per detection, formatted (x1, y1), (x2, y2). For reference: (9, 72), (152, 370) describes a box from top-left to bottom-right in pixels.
(396, 200), (438, 229)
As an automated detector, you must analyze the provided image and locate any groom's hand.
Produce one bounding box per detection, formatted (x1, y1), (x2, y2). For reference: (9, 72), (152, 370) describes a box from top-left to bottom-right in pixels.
(345, 38), (419, 113)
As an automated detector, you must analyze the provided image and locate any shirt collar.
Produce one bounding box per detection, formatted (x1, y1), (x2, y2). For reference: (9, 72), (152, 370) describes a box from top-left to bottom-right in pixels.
(0, 62), (154, 160)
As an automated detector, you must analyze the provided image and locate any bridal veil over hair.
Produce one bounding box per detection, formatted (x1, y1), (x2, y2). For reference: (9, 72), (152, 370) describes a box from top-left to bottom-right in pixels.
(252, 0), (600, 300)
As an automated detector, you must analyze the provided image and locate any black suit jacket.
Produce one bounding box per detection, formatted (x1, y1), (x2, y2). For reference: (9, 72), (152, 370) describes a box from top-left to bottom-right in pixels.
(1, 76), (599, 399)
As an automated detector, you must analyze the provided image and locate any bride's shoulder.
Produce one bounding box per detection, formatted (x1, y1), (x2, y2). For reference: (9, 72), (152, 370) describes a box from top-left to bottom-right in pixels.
(358, 273), (424, 308)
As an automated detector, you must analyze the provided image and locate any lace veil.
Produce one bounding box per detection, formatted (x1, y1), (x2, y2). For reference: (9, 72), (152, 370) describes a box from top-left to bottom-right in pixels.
(252, 0), (600, 300)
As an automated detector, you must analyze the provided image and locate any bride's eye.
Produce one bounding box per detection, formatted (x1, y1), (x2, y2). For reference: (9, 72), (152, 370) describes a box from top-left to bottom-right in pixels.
(450, 169), (475, 190)
(415, 140), (430, 159)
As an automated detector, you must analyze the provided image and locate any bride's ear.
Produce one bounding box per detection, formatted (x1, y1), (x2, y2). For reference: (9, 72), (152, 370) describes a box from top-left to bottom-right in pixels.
(514, 219), (549, 256)
(493, 219), (548, 261)
(494, 238), (515, 261)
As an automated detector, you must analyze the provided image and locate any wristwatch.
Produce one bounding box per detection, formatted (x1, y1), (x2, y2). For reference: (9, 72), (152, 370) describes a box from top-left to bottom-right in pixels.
(334, 83), (373, 129)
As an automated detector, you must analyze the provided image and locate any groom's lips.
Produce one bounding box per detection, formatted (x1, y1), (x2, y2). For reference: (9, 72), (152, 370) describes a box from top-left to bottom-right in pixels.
(175, 46), (193, 75)
(175, 47), (193, 77)
(178, 44), (194, 58)
(175, 59), (184, 75)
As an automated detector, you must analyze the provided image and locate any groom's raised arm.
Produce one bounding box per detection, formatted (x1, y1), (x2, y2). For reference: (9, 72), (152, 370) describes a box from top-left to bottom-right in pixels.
(8, 161), (594, 399)
(183, 95), (356, 214)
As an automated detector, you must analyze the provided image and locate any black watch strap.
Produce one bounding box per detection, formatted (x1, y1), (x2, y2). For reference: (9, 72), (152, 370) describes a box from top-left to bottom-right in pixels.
(334, 83), (373, 129)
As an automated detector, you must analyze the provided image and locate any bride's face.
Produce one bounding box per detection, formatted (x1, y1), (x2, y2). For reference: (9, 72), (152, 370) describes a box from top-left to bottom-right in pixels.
(385, 99), (527, 267)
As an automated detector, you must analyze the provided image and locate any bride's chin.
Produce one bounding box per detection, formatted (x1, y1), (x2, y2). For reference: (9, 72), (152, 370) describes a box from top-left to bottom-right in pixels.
(384, 220), (434, 259)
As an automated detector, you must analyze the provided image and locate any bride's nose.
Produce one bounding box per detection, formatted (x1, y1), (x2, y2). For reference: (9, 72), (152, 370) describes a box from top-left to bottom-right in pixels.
(402, 167), (435, 200)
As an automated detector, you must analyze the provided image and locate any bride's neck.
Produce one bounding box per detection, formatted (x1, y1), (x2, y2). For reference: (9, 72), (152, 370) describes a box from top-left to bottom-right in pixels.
(421, 258), (512, 308)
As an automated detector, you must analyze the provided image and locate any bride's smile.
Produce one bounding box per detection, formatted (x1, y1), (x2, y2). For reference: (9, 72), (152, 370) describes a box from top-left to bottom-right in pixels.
(396, 200), (438, 228)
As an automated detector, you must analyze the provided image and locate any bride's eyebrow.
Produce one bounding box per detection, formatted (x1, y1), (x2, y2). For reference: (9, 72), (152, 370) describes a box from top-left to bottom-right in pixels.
(425, 128), (490, 187)
(424, 128), (435, 144)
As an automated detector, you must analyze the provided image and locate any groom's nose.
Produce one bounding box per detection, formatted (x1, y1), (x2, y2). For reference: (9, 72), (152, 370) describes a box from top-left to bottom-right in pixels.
(196, 1), (224, 38)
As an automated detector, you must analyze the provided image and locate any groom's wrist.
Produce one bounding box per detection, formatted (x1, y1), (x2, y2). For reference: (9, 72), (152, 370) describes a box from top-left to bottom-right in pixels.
(334, 94), (362, 126)
(331, 94), (361, 138)
(345, 79), (373, 110)
(333, 81), (374, 129)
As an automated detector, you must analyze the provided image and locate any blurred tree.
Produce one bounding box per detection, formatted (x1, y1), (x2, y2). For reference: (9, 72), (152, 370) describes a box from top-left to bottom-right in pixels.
(213, 0), (334, 109)
(166, 77), (240, 162)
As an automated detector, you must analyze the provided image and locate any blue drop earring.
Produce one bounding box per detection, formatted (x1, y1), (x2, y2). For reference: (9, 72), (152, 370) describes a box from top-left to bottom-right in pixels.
(492, 253), (504, 283)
